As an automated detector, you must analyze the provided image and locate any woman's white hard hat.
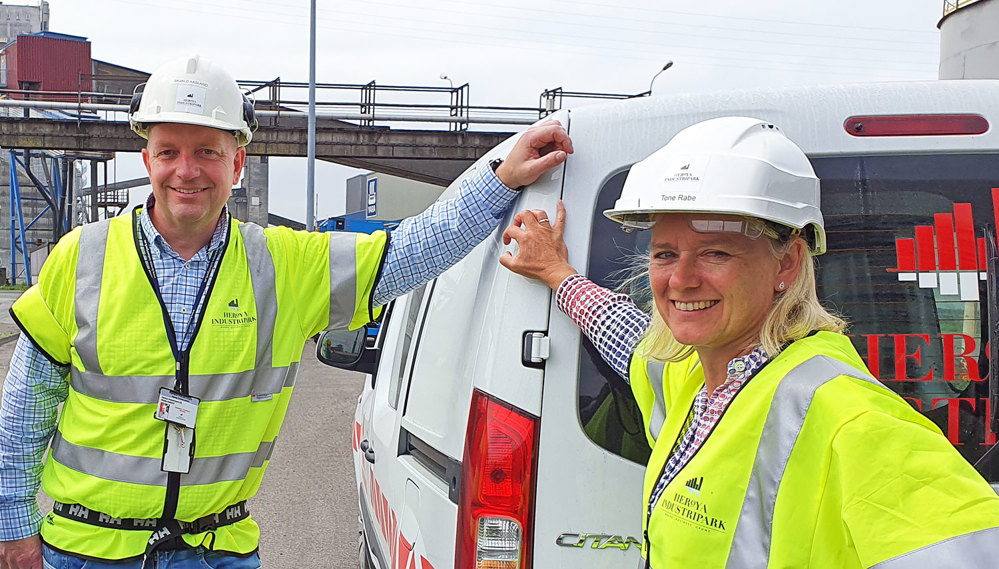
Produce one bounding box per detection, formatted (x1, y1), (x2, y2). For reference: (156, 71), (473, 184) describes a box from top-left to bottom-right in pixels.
(604, 116), (826, 254)
(128, 55), (257, 147)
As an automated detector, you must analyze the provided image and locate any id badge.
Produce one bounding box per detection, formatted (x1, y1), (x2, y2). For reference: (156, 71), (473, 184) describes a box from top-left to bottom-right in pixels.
(162, 424), (194, 474)
(154, 388), (200, 429)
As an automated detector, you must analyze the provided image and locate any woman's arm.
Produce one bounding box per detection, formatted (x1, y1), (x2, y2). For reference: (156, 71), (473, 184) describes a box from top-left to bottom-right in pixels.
(500, 202), (650, 379)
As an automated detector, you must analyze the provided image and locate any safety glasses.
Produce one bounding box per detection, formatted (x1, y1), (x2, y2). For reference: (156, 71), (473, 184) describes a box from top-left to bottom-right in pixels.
(689, 218), (783, 241)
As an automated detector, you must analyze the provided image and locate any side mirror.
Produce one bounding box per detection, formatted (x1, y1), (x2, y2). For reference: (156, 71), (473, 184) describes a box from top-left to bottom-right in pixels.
(316, 327), (380, 375)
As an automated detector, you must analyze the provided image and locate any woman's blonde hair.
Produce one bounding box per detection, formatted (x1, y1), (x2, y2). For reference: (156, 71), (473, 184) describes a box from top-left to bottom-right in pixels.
(632, 236), (846, 363)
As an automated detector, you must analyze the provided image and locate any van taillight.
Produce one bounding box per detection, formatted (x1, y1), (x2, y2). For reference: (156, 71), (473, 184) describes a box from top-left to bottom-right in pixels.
(456, 389), (539, 569)
(845, 114), (989, 136)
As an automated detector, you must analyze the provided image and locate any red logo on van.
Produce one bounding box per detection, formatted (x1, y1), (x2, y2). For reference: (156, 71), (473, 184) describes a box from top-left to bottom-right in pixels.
(887, 188), (999, 301)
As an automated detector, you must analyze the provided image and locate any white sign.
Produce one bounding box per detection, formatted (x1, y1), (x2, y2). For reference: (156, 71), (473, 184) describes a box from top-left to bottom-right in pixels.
(366, 178), (378, 217)
(174, 80), (208, 114)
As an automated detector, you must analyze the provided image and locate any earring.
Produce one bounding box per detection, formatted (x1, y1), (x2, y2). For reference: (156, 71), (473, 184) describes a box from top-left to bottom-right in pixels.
(778, 281), (786, 291)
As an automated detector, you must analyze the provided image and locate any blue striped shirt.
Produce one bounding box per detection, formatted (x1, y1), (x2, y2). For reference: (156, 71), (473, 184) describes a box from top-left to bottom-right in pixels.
(0, 164), (515, 540)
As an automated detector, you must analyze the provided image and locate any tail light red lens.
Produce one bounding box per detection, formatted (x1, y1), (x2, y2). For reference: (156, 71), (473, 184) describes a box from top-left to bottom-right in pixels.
(845, 114), (989, 136)
(456, 389), (540, 569)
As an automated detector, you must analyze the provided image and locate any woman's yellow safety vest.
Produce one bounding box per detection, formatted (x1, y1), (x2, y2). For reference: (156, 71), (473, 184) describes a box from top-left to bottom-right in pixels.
(11, 211), (387, 560)
(629, 331), (999, 568)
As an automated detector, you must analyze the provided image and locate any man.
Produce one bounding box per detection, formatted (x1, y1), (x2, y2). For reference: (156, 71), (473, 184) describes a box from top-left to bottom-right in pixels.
(0, 55), (572, 568)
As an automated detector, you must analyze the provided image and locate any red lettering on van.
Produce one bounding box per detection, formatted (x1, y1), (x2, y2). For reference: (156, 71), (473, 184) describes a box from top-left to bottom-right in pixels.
(859, 334), (885, 378)
(931, 398), (977, 446)
(983, 398), (998, 446)
(397, 533), (414, 569)
(941, 334), (983, 382)
(382, 495), (391, 541)
(851, 333), (985, 382)
(893, 334), (933, 381)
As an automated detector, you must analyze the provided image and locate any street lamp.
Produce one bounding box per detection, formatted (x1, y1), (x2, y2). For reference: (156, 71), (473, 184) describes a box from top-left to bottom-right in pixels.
(647, 60), (674, 96)
(440, 73), (454, 89)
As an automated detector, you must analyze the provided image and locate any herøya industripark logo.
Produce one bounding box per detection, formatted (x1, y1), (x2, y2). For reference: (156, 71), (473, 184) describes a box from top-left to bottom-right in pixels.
(685, 476), (703, 497)
(888, 188), (999, 302)
(212, 298), (256, 328)
(661, 475), (728, 532)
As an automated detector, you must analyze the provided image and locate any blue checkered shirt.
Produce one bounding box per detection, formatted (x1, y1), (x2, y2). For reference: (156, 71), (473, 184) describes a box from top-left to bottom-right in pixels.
(0, 164), (515, 540)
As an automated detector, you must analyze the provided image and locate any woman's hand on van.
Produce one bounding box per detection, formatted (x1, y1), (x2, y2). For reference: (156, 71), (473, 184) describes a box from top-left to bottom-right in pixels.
(500, 201), (578, 290)
(495, 120), (574, 189)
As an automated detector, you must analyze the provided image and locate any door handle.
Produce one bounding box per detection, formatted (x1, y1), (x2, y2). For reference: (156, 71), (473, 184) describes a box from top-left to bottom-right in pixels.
(360, 439), (376, 464)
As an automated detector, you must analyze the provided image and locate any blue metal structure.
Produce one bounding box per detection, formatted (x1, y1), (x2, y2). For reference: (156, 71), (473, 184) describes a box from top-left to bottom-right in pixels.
(317, 215), (400, 234)
(6, 149), (74, 285)
(7, 150), (31, 285)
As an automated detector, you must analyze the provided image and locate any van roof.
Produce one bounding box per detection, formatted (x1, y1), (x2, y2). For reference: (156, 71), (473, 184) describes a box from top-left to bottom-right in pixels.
(567, 80), (999, 156)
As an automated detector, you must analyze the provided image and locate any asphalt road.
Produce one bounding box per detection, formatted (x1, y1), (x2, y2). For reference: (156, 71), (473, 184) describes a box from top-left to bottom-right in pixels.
(0, 290), (363, 568)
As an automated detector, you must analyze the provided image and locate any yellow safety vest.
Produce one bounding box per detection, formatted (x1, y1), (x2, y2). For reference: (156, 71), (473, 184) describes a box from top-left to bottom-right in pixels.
(11, 210), (387, 560)
(629, 331), (999, 568)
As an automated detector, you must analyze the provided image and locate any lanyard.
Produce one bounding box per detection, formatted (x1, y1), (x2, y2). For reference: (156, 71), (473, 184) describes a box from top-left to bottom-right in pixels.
(134, 211), (227, 388)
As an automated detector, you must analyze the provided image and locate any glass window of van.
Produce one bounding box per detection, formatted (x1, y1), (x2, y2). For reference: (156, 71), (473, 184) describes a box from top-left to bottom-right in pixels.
(814, 153), (999, 482)
(582, 155), (999, 482)
(581, 170), (652, 465)
(389, 282), (431, 409)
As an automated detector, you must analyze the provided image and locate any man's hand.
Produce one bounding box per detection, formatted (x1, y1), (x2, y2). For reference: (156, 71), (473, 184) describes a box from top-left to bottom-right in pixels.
(495, 120), (573, 189)
(500, 201), (578, 290)
(0, 535), (42, 569)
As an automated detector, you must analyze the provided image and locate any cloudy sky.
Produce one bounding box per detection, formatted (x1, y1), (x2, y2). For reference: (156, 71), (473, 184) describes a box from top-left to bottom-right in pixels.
(39, 0), (945, 222)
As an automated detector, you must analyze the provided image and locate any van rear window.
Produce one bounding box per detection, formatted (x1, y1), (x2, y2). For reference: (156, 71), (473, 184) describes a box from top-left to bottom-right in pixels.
(580, 155), (999, 482)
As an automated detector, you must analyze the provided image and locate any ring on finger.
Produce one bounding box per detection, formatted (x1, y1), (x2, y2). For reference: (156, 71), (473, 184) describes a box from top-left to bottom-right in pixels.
(537, 218), (549, 224)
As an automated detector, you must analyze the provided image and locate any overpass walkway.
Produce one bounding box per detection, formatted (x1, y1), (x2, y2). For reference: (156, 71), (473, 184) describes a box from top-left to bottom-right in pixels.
(0, 78), (627, 185)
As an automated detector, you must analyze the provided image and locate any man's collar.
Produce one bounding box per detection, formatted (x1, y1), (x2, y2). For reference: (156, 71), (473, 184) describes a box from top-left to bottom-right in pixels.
(140, 194), (229, 257)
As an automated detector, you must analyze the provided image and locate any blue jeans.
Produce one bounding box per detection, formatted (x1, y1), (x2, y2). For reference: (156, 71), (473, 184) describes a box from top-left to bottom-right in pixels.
(42, 544), (262, 569)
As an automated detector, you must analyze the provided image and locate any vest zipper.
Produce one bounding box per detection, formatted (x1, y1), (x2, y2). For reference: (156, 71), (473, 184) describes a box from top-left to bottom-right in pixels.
(132, 210), (232, 528)
(162, 352), (189, 521)
(643, 358), (774, 564)
(643, 529), (652, 569)
(646, 397), (696, 525)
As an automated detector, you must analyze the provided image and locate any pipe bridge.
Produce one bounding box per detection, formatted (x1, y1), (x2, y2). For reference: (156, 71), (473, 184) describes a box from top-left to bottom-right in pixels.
(0, 116), (512, 186)
(0, 77), (567, 185)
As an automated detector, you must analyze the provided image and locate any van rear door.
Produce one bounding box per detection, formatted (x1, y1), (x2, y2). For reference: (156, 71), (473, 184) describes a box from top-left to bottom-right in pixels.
(360, 121), (571, 569)
(531, 108), (654, 568)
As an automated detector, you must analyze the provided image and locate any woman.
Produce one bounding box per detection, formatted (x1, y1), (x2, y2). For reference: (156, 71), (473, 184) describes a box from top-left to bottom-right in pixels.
(500, 117), (999, 568)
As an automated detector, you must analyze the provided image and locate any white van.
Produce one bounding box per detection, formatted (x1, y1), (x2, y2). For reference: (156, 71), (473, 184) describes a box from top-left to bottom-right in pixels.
(319, 80), (999, 569)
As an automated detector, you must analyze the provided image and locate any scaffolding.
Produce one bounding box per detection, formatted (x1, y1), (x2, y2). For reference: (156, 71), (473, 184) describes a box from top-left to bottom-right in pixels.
(3, 148), (124, 285)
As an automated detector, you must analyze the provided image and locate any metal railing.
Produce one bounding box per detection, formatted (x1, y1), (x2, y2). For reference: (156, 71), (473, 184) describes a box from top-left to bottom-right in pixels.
(539, 88), (647, 116)
(0, 79), (542, 129)
(1, 77), (652, 129)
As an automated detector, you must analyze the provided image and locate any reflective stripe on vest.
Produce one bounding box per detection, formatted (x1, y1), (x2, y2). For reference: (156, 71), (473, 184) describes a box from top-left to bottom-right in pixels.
(869, 526), (999, 569)
(645, 360), (667, 442)
(51, 432), (276, 486)
(18, 211), (387, 560)
(725, 355), (877, 569)
(69, 365), (299, 404)
(329, 232), (361, 329)
(75, 218), (109, 374)
(239, 223), (277, 366)
(52, 220), (284, 487)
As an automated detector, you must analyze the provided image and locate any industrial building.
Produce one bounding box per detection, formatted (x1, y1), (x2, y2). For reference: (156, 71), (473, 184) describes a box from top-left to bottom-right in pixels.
(0, 0), (47, 45)
(344, 171), (445, 222)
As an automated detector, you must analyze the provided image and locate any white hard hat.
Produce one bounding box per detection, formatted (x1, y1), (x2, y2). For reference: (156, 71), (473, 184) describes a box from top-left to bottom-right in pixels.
(129, 55), (257, 147)
(605, 116), (825, 254)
